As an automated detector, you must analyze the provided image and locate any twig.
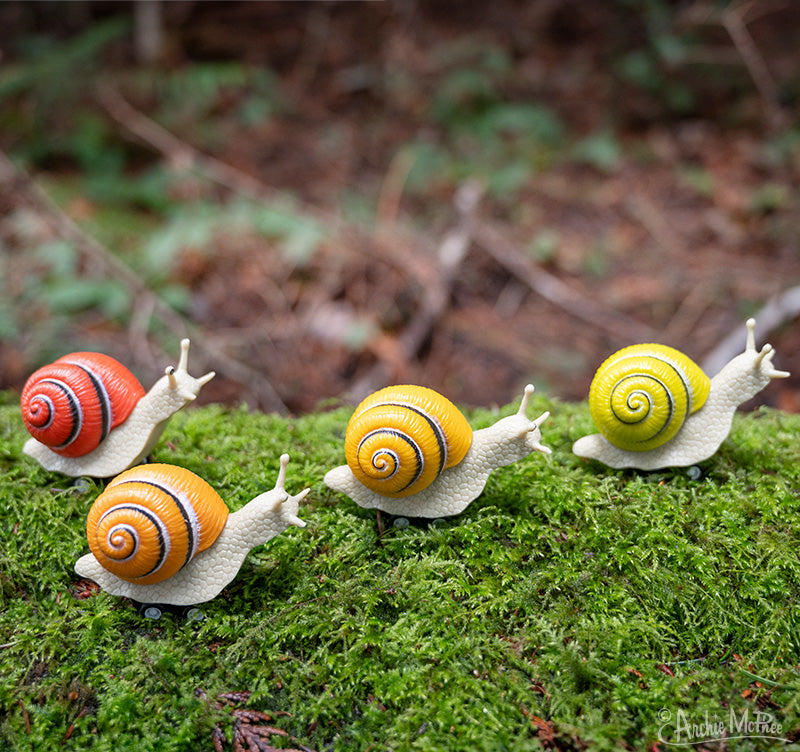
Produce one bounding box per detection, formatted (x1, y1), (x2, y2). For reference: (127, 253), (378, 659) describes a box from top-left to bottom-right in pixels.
(98, 82), (266, 196)
(400, 180), (483, 356)
(345, 180), (484, 402)
(98, 80), (446, 298)
(623, 193), (717, 343)
(721, 0), (787, 129)
(625, 193), (686, 258)
(473, 222), (656, 342)
(18, 701), (30, 734)
(677, 1), (790, 129)
(97, 82), (348, 235)
(376, 149), (416, 228)
(133, 0), (163, 64)
(63, 707), (88, 743)
(660, 280), (714, 345)
(701, 286), (800, 374)
(0, 150), (289, 413)
(98, 80), (422, 287)
(0, 150), (182, 332)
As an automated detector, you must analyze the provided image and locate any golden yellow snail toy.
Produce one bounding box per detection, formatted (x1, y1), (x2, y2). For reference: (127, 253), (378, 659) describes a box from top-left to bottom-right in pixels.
(572, 318), (789, 469)
(75, 455), (308, 616)
(324, 384), (551, 519)
(20, 339), (214, 478)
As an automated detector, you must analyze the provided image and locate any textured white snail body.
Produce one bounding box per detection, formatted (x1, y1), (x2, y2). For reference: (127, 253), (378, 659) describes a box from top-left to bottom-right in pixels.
(572, 319), (789, 469)
(75, 454), (308, 607)
(21, 339), (214, 477)
(324, 384), (551, 518)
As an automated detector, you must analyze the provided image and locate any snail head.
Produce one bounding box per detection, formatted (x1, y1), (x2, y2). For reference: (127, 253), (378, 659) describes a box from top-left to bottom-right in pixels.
(511, 384), (552, 455)
(526, 410), (552, 455)
(270, 454), (308, 528)
(165, 339), (215, 400)
(754, 344), (790, 380)
(744, 319), (789, 380)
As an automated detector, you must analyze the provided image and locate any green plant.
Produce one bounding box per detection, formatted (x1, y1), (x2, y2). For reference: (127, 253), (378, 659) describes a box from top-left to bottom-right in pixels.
(2, 396), (800, 750)
(0, 17), (129, 166)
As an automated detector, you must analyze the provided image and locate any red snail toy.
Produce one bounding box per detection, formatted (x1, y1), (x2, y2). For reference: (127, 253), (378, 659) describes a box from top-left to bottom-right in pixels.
(21, 339), (214, 477)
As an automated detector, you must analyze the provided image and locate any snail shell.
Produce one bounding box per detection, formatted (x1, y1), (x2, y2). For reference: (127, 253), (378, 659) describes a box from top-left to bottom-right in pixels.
(20, 353), (146, 458)
(86, 464), (229, 585)
(589, 344), (711, 452)
(344, 385), (473, 498)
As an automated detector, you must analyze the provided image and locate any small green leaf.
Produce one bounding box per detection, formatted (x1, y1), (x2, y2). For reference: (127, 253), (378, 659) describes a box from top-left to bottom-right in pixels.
(46, 277), (130, 318)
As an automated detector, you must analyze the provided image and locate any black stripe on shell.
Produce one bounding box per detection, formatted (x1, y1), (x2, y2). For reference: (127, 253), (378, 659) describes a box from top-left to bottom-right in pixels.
(101, 523), (139, 562)
(29, 394), (55, 429)
(66, 360), (112, 442)
(114, 479), (198, 576)
(367, 400), (447, 475)
(42, 378), (83, 449)
(98, 503), (167, 578)
(358, 427), (424, 494)
(608, 372), (676, 443)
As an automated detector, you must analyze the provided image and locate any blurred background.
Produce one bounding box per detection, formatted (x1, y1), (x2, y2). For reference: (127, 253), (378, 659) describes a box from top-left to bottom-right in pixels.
(1, 0), (799, 414)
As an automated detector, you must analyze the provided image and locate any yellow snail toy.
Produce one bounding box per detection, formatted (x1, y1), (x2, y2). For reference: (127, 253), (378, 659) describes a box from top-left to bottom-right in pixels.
(324, 384), (551, 519)
(572, 318), (789, 469)
(20, 339), (214, 478)
(75, 455), (308, 616)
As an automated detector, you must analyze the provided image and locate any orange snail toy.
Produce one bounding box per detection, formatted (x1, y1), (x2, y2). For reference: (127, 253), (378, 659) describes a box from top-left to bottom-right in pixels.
(75, 455), (308, 618)
(324, 384), (551, 519)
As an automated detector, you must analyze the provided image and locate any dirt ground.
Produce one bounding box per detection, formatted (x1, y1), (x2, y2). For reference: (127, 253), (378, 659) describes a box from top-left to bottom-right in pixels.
(2, 0), (799, 415)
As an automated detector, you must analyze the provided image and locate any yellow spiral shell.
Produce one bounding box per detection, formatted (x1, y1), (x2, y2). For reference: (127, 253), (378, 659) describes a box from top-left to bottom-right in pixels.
(588, 344), (711, 451)
(86, 464), (229, 585)
(344, 385), (473, 498)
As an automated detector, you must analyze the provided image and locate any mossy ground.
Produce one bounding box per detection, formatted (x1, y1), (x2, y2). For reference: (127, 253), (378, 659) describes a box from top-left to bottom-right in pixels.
(1, 389), (799, 751)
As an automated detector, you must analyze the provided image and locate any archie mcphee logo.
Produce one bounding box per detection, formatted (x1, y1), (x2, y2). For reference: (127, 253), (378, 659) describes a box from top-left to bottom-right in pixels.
(657, 707), (786, 746)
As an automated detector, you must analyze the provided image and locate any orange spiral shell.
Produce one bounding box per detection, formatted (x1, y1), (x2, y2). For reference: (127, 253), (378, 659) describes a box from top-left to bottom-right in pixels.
(86, 464), (229, 585)
(344, 385), (473, 498)
(20, 353), (145, 457)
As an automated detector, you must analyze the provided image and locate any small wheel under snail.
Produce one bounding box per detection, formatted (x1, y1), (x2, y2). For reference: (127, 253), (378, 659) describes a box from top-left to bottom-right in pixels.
(133, 601), (204, 621)
(390, 513), (450, 530)
(135, 602), (164, 620)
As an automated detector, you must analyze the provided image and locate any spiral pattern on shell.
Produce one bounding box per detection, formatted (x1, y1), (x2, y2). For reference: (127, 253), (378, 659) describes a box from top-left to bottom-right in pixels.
(86, 464), (229, 585)
(20, 353), (145, 457)
(344, 385), (473, 498)
(588, 344), (711, 452)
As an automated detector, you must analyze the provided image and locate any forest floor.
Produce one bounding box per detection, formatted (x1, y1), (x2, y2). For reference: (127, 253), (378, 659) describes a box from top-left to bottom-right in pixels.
(1, 0), (799, 415)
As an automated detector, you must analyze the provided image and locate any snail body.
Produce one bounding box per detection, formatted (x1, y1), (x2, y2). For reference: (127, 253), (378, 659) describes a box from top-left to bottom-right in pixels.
(573, 319), (789, 469)
(21, 339), (214, 477)
(75, 454), (308, 607)
(325, 384), (551, 518)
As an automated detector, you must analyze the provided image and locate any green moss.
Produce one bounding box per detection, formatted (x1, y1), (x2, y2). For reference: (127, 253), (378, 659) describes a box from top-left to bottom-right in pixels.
(2, 393), (800, 750)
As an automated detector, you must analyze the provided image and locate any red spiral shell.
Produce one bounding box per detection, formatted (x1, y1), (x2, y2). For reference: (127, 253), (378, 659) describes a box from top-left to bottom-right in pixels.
(20, 353), (146, 457)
